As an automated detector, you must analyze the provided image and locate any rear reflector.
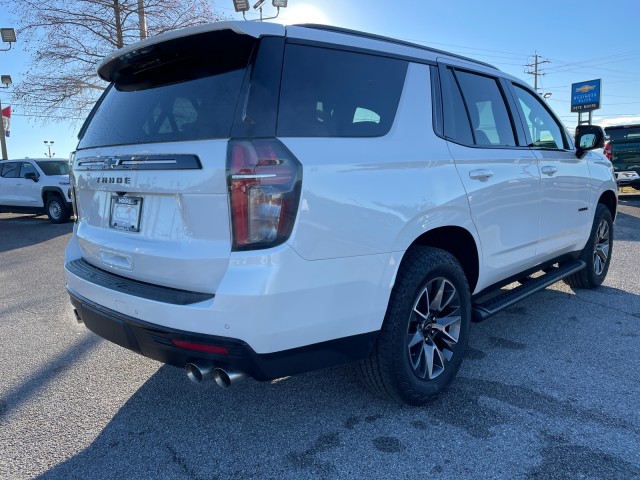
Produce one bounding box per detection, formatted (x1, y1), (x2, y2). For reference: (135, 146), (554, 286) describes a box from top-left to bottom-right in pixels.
(171, 339), (229, 355)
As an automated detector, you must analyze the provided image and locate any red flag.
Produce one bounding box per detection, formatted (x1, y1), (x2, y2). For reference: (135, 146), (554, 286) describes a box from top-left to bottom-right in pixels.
(1, 105), (9, 137)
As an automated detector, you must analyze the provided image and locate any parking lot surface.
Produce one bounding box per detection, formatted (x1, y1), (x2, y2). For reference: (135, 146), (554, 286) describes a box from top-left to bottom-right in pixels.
(1, 200), (640, 479)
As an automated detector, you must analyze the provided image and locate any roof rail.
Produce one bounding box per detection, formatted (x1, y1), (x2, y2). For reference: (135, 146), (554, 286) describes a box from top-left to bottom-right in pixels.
(292, 24), (497, 70)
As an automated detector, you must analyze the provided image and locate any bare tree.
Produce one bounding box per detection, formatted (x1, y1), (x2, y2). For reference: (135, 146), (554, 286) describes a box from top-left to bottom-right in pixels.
(9, 0), (226, 122)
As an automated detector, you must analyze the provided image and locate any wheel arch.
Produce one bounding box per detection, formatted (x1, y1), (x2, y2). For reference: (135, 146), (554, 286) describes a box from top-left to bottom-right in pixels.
(597, 190), (617, 222)
(41, 186), (65, 204)
(405, 226), (480, 293)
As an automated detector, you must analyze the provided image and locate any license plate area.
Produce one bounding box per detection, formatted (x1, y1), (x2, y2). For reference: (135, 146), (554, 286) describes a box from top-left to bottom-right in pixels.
(109, 196), (142, 232)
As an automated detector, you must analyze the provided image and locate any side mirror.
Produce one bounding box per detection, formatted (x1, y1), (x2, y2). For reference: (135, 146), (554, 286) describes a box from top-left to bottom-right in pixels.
(24, 172), (39, 182)
(575, 124), (605, 158)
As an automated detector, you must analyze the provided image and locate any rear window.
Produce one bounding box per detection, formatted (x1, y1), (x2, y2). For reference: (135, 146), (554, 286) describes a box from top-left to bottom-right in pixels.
(37, 161), (70, 175)
(277, 45), (408, 137)
(605, 126), (640, 142)
(78, 31), (255, 149)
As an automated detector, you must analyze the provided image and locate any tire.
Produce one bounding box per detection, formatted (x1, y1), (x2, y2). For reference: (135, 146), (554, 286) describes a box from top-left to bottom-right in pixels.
(45, 195), (71, 224)
(358, 246), (471, 406)
(564, 203), (613, 289)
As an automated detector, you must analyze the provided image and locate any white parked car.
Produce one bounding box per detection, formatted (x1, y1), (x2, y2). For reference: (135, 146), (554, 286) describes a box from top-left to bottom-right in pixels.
(65, 22), (617, 405)
(0, 158), (72, 223)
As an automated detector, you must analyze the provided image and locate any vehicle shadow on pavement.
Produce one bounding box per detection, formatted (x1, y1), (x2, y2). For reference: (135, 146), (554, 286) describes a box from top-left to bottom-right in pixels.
(35, 333), (640, 480)
(615, 209), (640, 242)
(0, 215), (73, 253)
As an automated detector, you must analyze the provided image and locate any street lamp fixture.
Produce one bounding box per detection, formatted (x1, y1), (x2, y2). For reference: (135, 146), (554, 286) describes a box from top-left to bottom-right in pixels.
(233, 0), (287, 20)
(543, 93), (552, 99)
(1, 28), (17, 52)
(44, 141), (55, 158)
(232, 0), (249, 12)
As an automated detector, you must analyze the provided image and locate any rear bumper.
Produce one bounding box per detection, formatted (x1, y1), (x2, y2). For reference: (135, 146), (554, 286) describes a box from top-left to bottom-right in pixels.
(68, 289), (378, 381)
(617, 178), (640, 190)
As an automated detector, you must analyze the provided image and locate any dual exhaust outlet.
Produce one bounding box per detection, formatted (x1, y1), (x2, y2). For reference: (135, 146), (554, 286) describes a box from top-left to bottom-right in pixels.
(185, 362), (247, 388)
(74, 306), (245, 388)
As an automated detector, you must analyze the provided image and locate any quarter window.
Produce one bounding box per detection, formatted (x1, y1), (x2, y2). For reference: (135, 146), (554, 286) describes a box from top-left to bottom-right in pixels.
(513, 84), (566, 150)
(278, 45), (408, 137)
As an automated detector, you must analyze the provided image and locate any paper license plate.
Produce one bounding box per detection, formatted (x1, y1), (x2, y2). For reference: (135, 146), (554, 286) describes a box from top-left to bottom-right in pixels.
(109, 196), (143, 232)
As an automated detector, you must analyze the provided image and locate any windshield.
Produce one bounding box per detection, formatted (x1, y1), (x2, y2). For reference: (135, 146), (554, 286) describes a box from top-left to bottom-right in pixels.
(37, 161), (70, 176)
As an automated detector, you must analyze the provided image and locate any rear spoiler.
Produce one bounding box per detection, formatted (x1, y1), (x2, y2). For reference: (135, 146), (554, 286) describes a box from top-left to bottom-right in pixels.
(97, 21), (285, 82)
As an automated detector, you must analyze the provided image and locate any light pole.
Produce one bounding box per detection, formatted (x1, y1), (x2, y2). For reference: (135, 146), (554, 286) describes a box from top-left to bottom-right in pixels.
(1, 28), (16, 160)
(44, 140), (55, 158)
(0, 74), (11, 160)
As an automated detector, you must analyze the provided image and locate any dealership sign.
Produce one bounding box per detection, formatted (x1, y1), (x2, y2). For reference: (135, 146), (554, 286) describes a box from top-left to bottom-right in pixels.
(571, 79), (601, 113)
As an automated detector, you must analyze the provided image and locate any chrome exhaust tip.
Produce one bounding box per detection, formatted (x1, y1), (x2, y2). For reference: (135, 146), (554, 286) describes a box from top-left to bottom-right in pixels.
(212, 368), (247, 388)
(185, 362), (214, 384)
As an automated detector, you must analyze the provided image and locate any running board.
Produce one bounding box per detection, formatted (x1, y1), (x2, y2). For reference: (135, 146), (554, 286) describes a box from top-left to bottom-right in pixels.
(471, 260), (586, 322)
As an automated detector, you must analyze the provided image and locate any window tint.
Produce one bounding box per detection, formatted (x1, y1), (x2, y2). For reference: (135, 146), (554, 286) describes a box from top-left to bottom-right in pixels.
(278, 45), (408, 137)
(513, 85), (566, 149)
(20, 162), (38, 178)
(1, 162), (19, 178)
(78, 31), (255, 149)
(454, 70), (516, 147)
(441, 68), (473, 145)
(37, 161), (70, 176)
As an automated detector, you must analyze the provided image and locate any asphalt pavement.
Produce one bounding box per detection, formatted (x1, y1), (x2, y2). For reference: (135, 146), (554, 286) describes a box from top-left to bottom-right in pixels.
(1, 200), (639, 479)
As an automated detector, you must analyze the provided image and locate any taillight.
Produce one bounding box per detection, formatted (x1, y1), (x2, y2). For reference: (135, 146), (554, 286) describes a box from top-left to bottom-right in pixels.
(227, 138), (302, 250)
(604, 141), (612, 161)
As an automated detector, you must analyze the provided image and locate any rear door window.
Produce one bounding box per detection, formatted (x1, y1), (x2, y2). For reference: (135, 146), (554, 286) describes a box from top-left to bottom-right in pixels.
(440, 67), (474, 145)
(1, 162), (19, 178)
(454, 70), (516, 147)
(277, 45), (408, 137)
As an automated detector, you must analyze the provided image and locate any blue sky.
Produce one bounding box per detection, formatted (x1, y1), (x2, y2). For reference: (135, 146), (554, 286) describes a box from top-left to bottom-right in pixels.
(1, 0), (639, 159)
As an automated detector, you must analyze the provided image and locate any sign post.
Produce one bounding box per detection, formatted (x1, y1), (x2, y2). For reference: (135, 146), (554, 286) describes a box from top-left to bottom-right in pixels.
(570, 79), (602, 126)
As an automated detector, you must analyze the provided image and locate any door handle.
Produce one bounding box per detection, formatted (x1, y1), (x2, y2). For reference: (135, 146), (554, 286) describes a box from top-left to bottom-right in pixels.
(469, 169), (494, 180)
(541, 166), (557, 176)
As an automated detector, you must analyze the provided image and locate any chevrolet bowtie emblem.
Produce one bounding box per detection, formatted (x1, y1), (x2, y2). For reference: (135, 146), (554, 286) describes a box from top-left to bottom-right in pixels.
(103, 158), (118, 169)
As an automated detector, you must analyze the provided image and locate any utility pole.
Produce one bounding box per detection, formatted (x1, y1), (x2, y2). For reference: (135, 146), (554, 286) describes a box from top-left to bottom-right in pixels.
(525, 51), (550, 91)
(138, 0), (148, 40)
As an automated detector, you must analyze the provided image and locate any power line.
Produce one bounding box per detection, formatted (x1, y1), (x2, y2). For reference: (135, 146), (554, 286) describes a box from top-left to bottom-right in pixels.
(543, 50), (640, 72)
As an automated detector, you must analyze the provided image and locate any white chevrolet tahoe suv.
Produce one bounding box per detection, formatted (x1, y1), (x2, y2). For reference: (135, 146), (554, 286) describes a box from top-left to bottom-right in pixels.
(65, 22), (617, 405)
(0, 158), (72, 223)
